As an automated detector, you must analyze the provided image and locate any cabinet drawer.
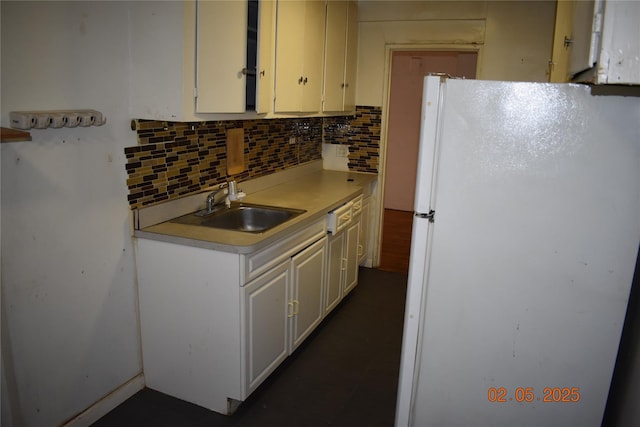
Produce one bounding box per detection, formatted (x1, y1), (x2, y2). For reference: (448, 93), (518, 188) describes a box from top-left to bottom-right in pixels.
(351, 194), (363, 216)
(327, 201), (352, 235)
(242, 217), (326, 284)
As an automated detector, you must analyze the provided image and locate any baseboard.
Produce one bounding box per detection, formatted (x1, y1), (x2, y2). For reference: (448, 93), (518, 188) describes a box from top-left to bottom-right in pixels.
(61, 374), (145, 427)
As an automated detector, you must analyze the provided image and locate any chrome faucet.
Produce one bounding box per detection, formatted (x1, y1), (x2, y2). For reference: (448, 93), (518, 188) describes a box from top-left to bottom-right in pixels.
(205, 183), (229, 213)
(200, 181), (246, 215)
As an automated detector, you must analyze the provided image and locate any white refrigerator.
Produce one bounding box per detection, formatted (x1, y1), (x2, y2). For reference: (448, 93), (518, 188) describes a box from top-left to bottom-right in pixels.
(395, 76), (640, 427)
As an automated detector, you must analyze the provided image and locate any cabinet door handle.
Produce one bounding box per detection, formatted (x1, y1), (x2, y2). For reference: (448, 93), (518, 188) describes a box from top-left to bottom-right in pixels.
(298, 76), (304, 84)
(358, 244), (363, 256)
(293, 300), (300, 315)
(303, 77), (308, 85)
(341, 258), (347, 271)
(288, 301), (295, 318)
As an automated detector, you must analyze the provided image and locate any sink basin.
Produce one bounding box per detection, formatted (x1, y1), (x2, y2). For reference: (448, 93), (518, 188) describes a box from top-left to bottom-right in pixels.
(169, 203), (306, 233)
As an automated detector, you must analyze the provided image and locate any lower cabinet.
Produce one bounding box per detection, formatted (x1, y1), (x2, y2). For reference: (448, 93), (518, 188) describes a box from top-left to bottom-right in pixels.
(242, 260), (290, 396)
(325, 208), (361, 315)
(136, 220), (328, 415)
(243, 236), (327, 395)
(136, 207), (366, 415)
(289, 237), (327, 350)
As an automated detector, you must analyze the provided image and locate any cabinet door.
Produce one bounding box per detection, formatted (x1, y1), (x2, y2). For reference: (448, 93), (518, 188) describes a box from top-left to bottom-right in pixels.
(343, 218), (360, 296)
(242, 260), (290, 395)
(300, 0), (327, 112)
(358, 198), (369, 265)
(196, 0), (248, 113)
(343, 0), (358, 111)
(274, 0), (325, 112)
(325, 232), (345, 314)
(257, 0), (276, 113)
(323, 0), (348, 112)
(274, 0), (305, 112)
(290, 237), (327, 352)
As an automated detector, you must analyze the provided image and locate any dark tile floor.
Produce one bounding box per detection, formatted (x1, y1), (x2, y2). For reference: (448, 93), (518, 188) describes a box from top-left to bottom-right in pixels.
(93, 267), (408, 427)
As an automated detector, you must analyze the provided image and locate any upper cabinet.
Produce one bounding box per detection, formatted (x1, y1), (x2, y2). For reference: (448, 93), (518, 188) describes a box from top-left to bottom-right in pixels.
(323, 0), (358, 113)
(274, 0), (327, 113)
(129, 0), (360, 119)
(257, 1), (276, 114)
(554, 0), (640, 85)
(130, 0), (275, 121)
(196, 1), (248, 113)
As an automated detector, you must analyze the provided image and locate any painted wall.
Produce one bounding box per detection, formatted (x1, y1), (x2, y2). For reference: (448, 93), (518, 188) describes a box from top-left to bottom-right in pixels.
(1, 2), (141, 425)
(355, 0), (556, 107)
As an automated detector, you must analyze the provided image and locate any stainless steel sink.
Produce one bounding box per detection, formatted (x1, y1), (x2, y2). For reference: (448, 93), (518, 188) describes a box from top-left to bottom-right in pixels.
(169, 203), (306, 233)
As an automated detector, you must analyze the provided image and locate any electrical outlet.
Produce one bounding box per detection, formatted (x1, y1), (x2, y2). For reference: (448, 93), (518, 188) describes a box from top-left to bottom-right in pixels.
(336, 145), (349, 157)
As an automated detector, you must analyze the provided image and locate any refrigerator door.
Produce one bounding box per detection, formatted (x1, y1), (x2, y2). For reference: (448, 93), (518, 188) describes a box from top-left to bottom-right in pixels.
(413, 75), (443, 215)
(395, 75), (443, 427)
(400, 79), (640, 427)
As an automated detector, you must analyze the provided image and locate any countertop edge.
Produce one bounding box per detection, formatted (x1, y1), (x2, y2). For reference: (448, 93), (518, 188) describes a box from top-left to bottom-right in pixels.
(134, 170), (377, 254)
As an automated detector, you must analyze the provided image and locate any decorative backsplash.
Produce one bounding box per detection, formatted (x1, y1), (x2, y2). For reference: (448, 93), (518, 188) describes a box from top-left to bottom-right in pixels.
(124, 106), (381, 209)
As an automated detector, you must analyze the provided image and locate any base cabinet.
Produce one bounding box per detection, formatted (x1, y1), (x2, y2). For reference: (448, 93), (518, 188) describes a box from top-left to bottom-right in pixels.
(289, 238), (327, 351)
(136, 221), (329, 414)
(243, 236), (327, 396)
(242, 260), (290, 395)
(342, 218), (360, 296)
(325, 197), (362, 314)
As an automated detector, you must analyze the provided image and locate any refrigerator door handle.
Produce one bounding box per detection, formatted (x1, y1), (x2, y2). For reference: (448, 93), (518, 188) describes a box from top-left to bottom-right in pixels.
(416, 210), (435, 223)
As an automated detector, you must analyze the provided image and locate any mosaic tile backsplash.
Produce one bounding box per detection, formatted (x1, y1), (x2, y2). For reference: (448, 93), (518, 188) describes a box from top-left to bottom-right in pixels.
(125, 106), (381, 209)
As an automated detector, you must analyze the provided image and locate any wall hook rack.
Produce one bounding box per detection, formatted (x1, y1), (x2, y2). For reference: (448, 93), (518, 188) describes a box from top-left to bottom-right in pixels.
(10, 109), (106, 130)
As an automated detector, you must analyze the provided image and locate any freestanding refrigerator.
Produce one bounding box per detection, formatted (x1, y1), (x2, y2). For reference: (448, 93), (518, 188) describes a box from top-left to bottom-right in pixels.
(395, 76), (640, 427)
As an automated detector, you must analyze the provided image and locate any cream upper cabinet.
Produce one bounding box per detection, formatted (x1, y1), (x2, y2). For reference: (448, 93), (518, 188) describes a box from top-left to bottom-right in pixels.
(323, 0), (358, 112)
(196, 0), (248, 113)
(257, 0), (276, 114)
(274, 0), (327, 113)
(130, 1), (274, 120)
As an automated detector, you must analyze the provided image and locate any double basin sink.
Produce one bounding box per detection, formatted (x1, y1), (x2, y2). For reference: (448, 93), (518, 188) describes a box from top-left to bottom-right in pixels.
(169, 202), (306, 234)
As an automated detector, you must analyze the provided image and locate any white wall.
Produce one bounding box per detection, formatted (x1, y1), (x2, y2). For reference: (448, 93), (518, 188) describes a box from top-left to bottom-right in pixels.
(1, 2), (142, 425)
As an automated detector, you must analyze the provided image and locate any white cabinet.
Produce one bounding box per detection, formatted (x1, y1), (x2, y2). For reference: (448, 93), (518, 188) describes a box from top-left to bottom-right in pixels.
(324, 194), (362, 314)
(130, 0), (275, 120)
(323, 0), (358, 112)
(325, 231), (345, 314)
(243, 234), (326, 396)
(289, 237), (327, 351)
(242, 236), (326, 396)
(358, 196), (370, 265)
(567, 0), (640, 84)
(242, 259), (290, 396)
(274, 0), (326, 112)
(342, 216), (360, 296)
(136, 217), (328, 414)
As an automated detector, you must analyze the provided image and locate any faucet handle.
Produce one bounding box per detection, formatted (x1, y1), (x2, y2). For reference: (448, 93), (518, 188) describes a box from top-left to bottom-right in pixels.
(228, 180), (237, 196)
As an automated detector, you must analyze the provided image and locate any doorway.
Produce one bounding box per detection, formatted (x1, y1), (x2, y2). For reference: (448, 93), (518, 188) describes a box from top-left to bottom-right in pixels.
(378, 50), (477, 273)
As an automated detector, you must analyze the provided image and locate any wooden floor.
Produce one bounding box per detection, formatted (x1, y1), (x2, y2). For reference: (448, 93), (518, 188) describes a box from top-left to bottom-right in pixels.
(378, 209), (414, 274)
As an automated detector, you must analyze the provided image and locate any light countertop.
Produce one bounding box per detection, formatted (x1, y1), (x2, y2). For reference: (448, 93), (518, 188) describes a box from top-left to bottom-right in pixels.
(135, 169), (377, 254)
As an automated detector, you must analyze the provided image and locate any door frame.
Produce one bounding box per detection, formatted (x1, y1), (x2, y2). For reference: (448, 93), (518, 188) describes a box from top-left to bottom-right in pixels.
(371, 44), (482, 267)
